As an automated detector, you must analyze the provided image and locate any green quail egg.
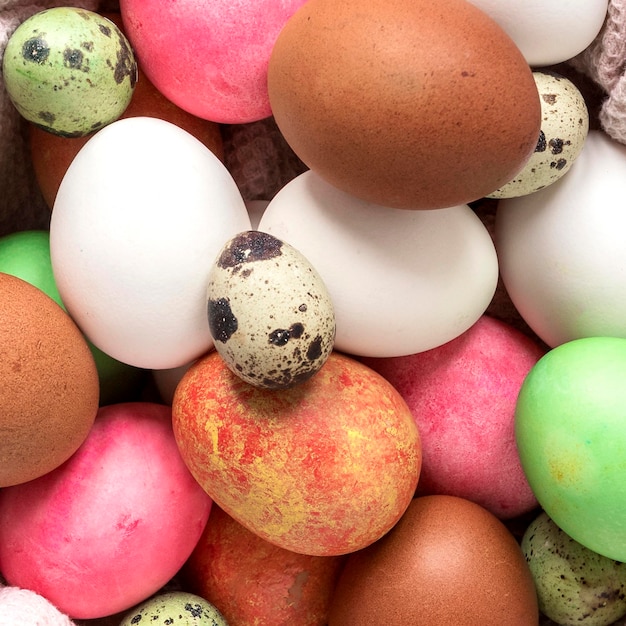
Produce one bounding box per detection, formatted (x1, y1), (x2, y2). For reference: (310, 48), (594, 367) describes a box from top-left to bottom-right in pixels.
(2, 7), (137, 137)
(522, 511), (626, 626)
(119, 592), (228, 626)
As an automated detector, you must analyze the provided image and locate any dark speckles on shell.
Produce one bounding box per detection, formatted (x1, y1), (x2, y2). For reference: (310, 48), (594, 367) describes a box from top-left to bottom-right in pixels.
(22, 37), (50, 63)
(208, 298), (238, 343)
(63, 47), (85, 70)
(113, 30), (137, 86)
(217, 231), (283, 269)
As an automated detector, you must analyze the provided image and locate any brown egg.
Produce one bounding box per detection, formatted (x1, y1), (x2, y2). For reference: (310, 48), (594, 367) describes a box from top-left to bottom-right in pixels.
(328, 495), (539, 625)
(0, 273), (99, 487)
(29, 12), (224, 210)
(268, 0), (541, 210)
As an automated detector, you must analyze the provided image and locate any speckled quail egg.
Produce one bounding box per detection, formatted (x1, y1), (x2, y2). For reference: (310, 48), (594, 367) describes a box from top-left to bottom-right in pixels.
(522, 511), (626, 626)
(207, 230), (335, 389)
(488, 71), (589, 199)
(119, 592), (228, 625)
(2, 7), (137, 137)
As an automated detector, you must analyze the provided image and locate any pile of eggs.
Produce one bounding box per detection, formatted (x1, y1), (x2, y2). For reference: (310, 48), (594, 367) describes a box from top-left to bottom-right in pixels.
(1, 0), (625, 624)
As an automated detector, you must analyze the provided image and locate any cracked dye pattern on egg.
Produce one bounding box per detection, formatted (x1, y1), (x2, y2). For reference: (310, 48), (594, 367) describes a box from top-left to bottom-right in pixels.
(207, 230), (335, 390)
(2, 7), (137, 137)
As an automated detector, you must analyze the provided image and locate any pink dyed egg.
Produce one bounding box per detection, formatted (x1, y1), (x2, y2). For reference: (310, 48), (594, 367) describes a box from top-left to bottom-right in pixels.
(119, 0), (307, 123)
(362, 316), (546, 519)
(0, 402), (212, 620)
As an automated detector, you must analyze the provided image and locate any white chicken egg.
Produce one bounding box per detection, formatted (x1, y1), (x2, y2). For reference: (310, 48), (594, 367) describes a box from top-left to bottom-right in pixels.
(207, 230), (335, 389)
(258, 170), (498, 358)
(496, 130), (626, 347)
(50, 116), (251, 369)
(466, 0), (608, 66)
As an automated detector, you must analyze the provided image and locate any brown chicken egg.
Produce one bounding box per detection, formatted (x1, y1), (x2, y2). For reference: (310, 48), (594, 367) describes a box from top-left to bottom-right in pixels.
(268, 0), (541, 209)
(328, 495), (539, 625)
(0, 273), (99, 487)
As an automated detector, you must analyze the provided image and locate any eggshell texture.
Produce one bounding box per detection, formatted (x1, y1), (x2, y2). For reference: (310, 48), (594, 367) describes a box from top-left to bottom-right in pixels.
(119, 0), (308, 123)
(50, 116), (251, 370)
(328, 495), (539, 625)
(496, 131), (626, 348)
(258, 170), (498, 357)
(207, 230), (335, 389)
(466, 0), (609, 66)
(0, 402), (213, 619)
(0, 272), (99, 487)
(267, 0), (541, 210)
(183, 504), (346, 625)
(361, 315), (545, 519)
(522, 511), (626, 626)
(119, 592), (227, 626)
(172, 351), (421, 556)
(488, 71), (589, 199)
(2, 8), (137, 137)
(515, 337), (626, 563)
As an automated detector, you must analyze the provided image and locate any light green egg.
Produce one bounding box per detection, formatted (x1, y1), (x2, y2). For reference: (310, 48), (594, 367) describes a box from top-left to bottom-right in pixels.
(522, 511), (626, 626)
(120, 592), (228, 626)
(2, 7), (137, 137)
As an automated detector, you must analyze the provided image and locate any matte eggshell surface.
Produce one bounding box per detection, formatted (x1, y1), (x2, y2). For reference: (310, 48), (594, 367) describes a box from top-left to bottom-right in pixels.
(268, 0), (541, 209)
(328, 495), (539, 625)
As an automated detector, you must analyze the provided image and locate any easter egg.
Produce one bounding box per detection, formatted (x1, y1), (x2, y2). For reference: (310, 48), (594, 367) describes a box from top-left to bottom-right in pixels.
(496, 131), (626, 348)
(119, 592), (227, 626)
(0, 230), (146, 405)
(267, 0), (541, 209)
(328, 495), (539, 624)
(2, 7), (137, 137)
(183, 505), (345, 625)
(0, 272), (98, 487)
(29, 12), (224, 210)
(258, 170), (498, 357)
(466, 0), (609, 66)
(207, 230), (335, 389)
(515, 336), (626, 562)
(119, 0), (307, 123)
(50, 116), (251, 370)
(522, 511), (626, 626)
(0, 402), (213, 619)
(172, 351), (421, 556)
(362, 315), (545, 519)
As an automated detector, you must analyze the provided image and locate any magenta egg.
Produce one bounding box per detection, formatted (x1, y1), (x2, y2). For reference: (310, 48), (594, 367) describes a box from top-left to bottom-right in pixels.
(0, 402), (212, 620)
(120, 0), (307, 123)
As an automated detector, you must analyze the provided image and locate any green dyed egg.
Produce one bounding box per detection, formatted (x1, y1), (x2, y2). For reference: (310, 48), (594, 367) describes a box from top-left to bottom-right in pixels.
(0, 230), (146, 404)
(515, 336), (626, 562)
(522, 511), (626, 626)
(120, 592), (228, 626)
(2, 7), (137, 137)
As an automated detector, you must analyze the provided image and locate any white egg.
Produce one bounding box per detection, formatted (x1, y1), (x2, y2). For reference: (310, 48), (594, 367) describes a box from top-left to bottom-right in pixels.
(50, 117), (251, 370)
(258, 171), (498, 358)
(207, 230), (335, 389)
(488, 71), (589, 199)
(466, 0), (608, 66)
(496, 130), (626, 347)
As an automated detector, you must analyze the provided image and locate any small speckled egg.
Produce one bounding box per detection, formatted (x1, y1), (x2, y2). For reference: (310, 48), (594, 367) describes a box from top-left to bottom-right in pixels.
(120, 592), (228, 626)
(2, 7), (137, 137)
(488, 71), (588, 199)
(207, 230), (335, 389)
(522, 511), (626, 626)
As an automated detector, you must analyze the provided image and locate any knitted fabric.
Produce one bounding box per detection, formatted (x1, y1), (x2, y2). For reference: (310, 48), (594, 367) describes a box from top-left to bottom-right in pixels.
(0, 586), (75, 626)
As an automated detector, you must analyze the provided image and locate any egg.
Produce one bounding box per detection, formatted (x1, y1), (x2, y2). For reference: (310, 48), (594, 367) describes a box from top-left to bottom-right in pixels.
(258, 170), (498, 357)
(119, 592), (227, 626)
(328, 495), (539, 624)
(2, 8), (137, 137)
(488, 71), (589, 199)
(50, 116), (251, 370)
(496, 131), (626, 347)
(522, 511), (626, 626)
(267, 0), (541, 209)
(0, 272), (99, 487)
(207, 230), (335, 389)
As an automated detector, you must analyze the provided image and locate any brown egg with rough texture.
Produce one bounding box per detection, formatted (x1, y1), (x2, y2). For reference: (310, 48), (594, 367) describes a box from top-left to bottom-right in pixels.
(268, 0), (541, 209)
(329, 495), (539, 625)
(0, 273), (99, 487)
